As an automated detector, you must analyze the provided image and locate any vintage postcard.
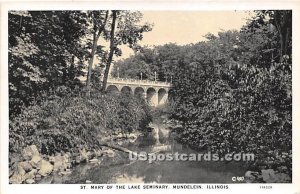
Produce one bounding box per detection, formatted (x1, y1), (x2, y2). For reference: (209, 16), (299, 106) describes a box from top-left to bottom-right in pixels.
(1, 1), (300, 194)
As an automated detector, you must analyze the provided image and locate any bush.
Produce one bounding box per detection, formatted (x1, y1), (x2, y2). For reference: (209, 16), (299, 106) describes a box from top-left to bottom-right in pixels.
(172, 60), (292, 175)
(9, 87), (152, 155)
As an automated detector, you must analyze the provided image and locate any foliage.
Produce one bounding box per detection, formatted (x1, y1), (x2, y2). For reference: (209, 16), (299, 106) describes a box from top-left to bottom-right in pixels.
(9, 87), (152, 155)
(9, 11), (88, 117)
(112, 43), (181, 81)
(171, 11), (292, 175)
(113, 10), (292, 175)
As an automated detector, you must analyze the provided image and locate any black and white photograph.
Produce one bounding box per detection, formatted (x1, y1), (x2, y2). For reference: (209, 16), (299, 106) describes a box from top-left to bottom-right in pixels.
(1, 1), (299, 193)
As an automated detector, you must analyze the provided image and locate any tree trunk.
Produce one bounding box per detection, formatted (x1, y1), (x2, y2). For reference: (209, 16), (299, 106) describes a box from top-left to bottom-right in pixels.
(85, 32), (99, 97)
(102, 11), (117, 92)
(85, 11), (109, 96)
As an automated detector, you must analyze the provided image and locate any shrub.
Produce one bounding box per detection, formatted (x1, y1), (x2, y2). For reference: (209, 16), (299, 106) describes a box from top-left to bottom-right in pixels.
(172, 60), (292, 175)
(9, 87), (152, 155)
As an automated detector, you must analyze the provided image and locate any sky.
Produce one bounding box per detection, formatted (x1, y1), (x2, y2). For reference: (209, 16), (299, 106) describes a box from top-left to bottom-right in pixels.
(118, 11), (254, 60)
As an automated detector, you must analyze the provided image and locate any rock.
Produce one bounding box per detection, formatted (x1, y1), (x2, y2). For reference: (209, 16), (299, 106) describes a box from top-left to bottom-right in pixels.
(128, 134), (137, 143)
(261, 169), (276, 183)
(94, 149), (103, 157)
(37, 160), (53, 176)
(151, 145), (171, 153)
(22, 145), (39, 160)
(277, 166), (288, 172)
(152, 127), (160, 144)
(24, 169), (37, 180)
(35, 174), (42, 181)
(75, 156), (81, 164)
(19, 161), (32, 172)
(103, 149), (115, 158)
(9, 163), (27, 183)
(66, 162), (72, 169)
(115, 133), (124, 139)
(79, 148), (88, 162)
(245, 171), (259, 183)
(25, 179), (35, 184)
(53, 155), (65, 172)
(9, 174), (25, 184)
(15, 163), (26, 176)
(274, 173), (291, 183)
(87, 151), (92, 160)
(59, 171), (71, 176)
(158, 128), (170, 144)
(63, 153), (71, 163)
(89, 158), (99, 163)
(38, 175), (53, 183)
(30, 155), (42, 168)
(49, 156), (56, 164)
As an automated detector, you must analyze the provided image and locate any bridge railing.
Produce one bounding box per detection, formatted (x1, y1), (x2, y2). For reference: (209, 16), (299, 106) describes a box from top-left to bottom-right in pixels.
(107, 78), (172, 87)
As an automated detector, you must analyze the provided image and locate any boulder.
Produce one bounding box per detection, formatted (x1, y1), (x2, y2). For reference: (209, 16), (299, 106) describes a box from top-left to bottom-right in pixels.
(63, 153), (71, 163)
(245, 171), (259, 183)
(15, 163), (26, 176)
(128, 133), (137, 143)
(79, 148), (88, 162)
(19, 161), (32, 172)
(25, 179), (35, 184)
(9, 164), (26, 184)
(49, 156), (56, 164)
(30, 155), (42, 168)
(59, 170), (71, 176)
(89, 158), (100, 163)
(21, 145), (39, 160)
(103, 149), (115, 158)
(75, 156), (81, 164)
(25, 169), (37, 180)
(38, 175), (53, 183)
(274, 173), (291, 183)
(94, 149), (103, 157)
(35, 174), (42, 181)
(53, 154), (69, 172)
(9, 174), (25, 184)
(261, 169), (276, 183)
(37, 160), (53, 176)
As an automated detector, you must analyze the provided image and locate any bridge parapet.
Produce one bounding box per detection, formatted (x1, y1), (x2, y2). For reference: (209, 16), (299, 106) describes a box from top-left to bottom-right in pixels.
(107, 78), (172, 88)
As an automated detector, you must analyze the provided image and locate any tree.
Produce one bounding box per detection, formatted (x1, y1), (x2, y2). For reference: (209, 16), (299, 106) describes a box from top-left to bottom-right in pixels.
(9, 11), (88, 117)
(85, 11), (109, 96)
(101, 11), (152, 91)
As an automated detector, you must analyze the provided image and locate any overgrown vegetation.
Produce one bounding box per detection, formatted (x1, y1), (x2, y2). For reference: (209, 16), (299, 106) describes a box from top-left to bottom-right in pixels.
(8, 10), (292, 180)
(9, 87), (152, 155)
(9, 10), (152, 155)
(113, 10), (292, 176)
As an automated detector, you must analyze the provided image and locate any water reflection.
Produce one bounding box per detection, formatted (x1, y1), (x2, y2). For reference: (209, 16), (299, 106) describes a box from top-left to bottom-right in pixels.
(49, 120), (246, 184)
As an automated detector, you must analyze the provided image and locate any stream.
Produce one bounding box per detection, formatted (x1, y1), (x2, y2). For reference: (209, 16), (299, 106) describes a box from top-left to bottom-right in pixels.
(41, 116), (247, 184)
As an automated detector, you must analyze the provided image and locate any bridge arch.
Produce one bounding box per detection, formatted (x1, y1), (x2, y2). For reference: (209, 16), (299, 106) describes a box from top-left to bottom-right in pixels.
(158, 88), (168, 106)
(105, 78), (172, 107)
(106, 85), (119, 94)
(121, 86), (133, 94)
(146, 87), (157, 106)
(134, 87), (146, 98)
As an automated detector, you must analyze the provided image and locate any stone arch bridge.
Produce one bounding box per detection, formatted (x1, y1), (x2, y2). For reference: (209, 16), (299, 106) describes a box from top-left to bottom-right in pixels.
(106, 78), (173, 107)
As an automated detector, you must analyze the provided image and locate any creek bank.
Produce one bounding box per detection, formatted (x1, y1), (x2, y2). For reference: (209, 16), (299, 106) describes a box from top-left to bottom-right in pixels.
(160, 117), (292, 183)
(9, 132), (139, 184)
